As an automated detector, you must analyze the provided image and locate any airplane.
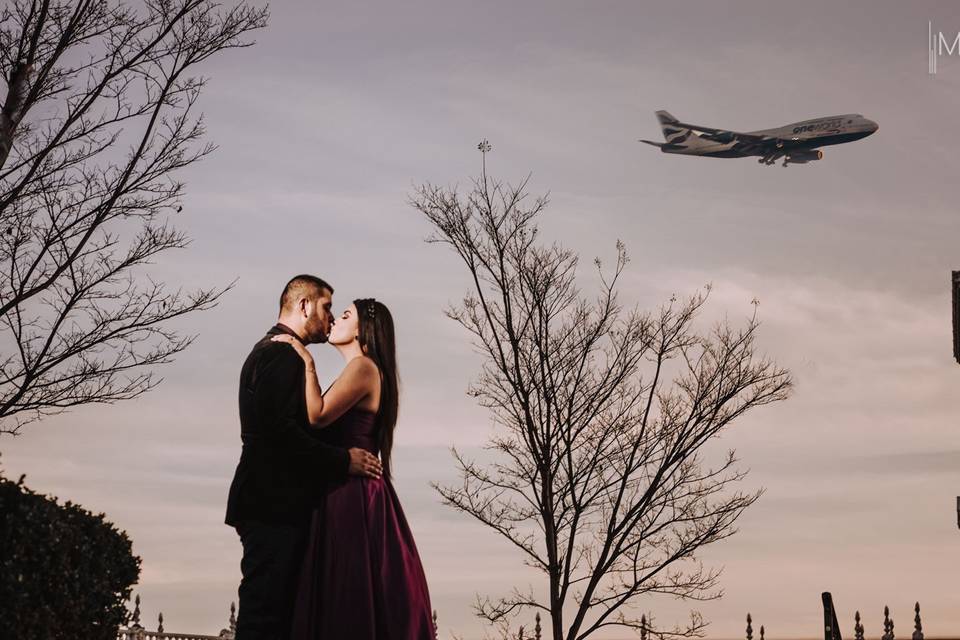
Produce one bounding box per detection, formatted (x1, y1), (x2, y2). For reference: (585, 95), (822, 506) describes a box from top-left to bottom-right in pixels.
(640, 110), (878, 167)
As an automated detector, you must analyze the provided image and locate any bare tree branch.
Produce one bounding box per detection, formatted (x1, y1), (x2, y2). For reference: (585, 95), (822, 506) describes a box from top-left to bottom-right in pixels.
(412, 170), (793, 640)
(0, 1), (268, 435)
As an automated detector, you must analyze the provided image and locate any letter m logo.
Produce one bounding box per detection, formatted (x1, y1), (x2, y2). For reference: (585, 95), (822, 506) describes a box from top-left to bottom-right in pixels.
(939, 31), (960, 55)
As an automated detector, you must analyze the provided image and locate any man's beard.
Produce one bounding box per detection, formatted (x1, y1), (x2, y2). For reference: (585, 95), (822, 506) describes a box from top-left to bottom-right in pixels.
(305, 320), (328, 344)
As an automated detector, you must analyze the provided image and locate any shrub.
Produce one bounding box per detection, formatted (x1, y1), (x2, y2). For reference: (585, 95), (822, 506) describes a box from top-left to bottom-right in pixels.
(0, 467), (141, 640)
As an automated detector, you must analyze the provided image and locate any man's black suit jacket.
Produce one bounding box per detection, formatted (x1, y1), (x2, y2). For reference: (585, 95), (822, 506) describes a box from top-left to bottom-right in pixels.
(225, 323), (350, 527)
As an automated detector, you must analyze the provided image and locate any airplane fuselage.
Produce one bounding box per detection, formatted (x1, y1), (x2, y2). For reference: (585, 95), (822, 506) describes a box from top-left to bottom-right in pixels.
(642, 110), (879, 166)
(686, 114), (878, 158)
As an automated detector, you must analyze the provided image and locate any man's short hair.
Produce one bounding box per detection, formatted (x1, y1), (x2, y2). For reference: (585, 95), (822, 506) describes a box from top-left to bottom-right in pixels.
(279, 274), (333, 313)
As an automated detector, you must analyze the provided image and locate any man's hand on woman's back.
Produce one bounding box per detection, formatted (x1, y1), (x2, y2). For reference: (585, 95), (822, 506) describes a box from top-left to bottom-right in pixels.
(348, 448), (382, 479)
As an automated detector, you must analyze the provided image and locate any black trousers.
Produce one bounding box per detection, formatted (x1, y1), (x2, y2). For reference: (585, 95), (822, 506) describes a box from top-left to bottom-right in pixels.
(235, 520), (307, 640)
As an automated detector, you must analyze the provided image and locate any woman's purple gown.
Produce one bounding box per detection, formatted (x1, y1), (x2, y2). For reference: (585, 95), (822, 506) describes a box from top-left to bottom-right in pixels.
(290, 406), (434, 640)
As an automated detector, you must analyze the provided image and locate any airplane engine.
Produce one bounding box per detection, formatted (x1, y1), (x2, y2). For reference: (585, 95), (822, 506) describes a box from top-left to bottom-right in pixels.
(785, 149), (823, 164)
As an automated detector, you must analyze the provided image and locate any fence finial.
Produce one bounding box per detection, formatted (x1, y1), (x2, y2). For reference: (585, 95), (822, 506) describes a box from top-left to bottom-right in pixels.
(855, 610), (864, 640)
(157, 612), (164, 634)
(229, 601), (237, 632)
(760, 624), (765, 640)
(882, 605), (895, 640)
(747, 613), (754, 640)
(535, 612), (542, 640)
(641, 614), (648, 640)
(432, 609), (438, 639)
(131, 593), (142, 628)
(912, 602), (923, 640)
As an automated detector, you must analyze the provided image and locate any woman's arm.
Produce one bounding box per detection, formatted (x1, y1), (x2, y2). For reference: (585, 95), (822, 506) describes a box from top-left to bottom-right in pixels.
(268, 335), (325, 424)
(270, 335), (379, 428)
(253, 344), (350, 477)
(313, 357), (378, 427)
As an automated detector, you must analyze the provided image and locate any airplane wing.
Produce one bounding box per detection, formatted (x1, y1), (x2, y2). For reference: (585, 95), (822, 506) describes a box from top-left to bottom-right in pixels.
(674, 120), (790, 152)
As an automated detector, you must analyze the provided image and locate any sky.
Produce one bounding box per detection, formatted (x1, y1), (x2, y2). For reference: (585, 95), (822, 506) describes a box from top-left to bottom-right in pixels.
(3, 1), (960, 638)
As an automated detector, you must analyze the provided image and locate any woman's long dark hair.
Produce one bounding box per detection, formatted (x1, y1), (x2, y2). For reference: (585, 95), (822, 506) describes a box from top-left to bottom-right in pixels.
(354, 298), (399, 480)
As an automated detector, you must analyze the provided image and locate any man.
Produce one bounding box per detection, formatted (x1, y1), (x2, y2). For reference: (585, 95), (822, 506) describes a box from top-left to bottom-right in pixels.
(226, 274), (382, 640)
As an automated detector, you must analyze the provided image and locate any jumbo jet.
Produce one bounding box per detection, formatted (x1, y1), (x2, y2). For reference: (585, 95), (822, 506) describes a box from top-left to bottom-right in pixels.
(640, 111), (878, 167)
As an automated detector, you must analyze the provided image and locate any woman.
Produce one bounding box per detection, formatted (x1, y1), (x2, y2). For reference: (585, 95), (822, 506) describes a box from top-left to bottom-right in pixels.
(270, 297), (434, 640)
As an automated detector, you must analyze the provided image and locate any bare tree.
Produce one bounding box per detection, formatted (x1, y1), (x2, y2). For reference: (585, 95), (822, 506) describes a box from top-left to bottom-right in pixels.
(412, 170), (793, 640)
(0, 1), (268, 435)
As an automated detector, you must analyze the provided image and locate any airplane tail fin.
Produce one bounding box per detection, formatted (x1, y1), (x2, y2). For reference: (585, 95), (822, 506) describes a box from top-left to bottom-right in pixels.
(655, 110), (709, 149)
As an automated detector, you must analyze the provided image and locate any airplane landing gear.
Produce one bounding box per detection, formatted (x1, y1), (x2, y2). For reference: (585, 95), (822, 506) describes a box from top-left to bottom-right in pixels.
(758, 153), (787, 166)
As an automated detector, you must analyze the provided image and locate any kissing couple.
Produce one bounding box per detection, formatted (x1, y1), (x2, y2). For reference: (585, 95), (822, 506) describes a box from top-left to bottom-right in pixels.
(225, 275), (434, 639)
